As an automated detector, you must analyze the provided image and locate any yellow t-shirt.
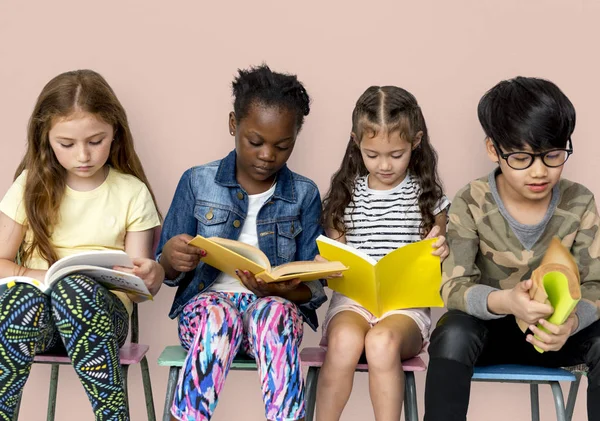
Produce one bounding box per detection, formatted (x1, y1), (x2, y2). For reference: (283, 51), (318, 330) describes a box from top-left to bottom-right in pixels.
(0, 167), (161, 314)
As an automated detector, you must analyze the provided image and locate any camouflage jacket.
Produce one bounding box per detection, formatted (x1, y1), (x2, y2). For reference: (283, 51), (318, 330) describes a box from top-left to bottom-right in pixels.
(441, 172), (600, 331)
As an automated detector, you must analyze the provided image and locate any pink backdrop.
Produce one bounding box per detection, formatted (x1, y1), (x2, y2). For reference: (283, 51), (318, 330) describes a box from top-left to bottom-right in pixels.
(1, 0), (598, 419)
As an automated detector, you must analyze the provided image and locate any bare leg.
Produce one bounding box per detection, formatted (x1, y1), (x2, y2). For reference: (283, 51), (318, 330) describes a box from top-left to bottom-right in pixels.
(365, 315), (422, 421)
(316, 311), (371, 421)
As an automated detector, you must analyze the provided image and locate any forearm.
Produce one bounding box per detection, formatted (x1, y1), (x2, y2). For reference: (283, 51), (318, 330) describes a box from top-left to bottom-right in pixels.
(278, 283), (311, 304)
(487, 289), (512, 315)
(158, 254), (181, 281)
(0, 259), (45, 280)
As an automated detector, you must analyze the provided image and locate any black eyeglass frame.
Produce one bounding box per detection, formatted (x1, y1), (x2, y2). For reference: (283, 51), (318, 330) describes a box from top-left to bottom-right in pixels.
(491, 138), (574, 170)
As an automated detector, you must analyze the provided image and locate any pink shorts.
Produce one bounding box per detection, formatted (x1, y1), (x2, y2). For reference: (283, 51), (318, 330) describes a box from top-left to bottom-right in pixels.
(322, 292), (432, 353)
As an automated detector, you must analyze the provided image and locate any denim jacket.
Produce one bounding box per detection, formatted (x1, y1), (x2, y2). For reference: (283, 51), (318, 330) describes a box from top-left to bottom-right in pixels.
(156, 150), (327, 330)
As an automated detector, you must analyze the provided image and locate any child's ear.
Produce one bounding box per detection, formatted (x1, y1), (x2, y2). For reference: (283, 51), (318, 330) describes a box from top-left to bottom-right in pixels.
(412, 131), (423, 150)
(228, 112), (237, 136)
(485, 138), (500, 164)
(351, 132), (359, 147)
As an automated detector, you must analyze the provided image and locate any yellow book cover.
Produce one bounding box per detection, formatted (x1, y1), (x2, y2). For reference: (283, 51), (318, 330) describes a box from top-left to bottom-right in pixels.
(316, 235), (444, 317)
(188, 235), (347, 283)
(516, 237), (581, 353)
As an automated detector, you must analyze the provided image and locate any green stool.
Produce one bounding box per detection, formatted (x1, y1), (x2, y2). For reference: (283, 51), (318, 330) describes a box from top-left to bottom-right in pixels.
(158, 345), (257, 421)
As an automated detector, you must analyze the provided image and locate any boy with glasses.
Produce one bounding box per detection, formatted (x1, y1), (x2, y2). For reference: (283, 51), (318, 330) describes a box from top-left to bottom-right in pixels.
(424, 77), (600, 421)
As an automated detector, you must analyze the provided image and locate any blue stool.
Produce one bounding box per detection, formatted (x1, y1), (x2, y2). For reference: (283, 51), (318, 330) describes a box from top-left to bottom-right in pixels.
(472, 365), (577, 421)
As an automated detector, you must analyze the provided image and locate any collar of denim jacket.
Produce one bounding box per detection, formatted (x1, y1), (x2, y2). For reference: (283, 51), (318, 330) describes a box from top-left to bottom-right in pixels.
(215, 150), (297, 203)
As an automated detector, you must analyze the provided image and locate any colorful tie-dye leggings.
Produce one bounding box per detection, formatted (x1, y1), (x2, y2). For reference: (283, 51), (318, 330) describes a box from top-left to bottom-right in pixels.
(0, 275), (129, 421)
(173, 292), (305, 421)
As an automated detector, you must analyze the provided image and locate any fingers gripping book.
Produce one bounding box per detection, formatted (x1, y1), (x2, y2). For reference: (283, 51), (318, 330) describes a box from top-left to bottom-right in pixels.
(516, 237), (581, 352)
(0, 250), (152, 300)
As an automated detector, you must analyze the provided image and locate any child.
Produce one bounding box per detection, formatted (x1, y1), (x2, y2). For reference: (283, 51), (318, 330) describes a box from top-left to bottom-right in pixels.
(157, 64), (326, 421)
(317, 86), (449, 421)
(424, 77), (600, 421)
(0, 70), (163, 421)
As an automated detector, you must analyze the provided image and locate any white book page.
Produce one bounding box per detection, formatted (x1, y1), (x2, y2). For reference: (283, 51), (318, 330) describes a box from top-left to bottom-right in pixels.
(45, 250), (133, 285)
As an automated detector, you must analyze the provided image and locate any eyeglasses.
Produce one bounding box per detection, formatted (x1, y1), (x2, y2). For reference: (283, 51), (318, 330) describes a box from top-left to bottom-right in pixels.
(492, 138), (573, 170)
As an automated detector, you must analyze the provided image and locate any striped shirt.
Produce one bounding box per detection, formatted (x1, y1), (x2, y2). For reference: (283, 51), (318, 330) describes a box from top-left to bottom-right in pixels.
(344, 173), (450, 261)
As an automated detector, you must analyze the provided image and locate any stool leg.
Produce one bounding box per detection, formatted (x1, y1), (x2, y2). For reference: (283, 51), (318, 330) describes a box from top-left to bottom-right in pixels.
(529, 384), (540, 421)
(163, 367), (179, 421)
(122, 365), (130, 419)
(565, 374), (582, 421)
(304, 367), (319, 421)
(47, 364), (59, 421)
(404, 371), (418, 421)
(140, 356), (157, 421)
(550, 382), (567, 421)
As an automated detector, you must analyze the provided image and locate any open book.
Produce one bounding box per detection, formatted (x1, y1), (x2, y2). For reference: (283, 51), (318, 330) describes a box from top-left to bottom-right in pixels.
(187, 235), (347, 283)
(0, 250), (152, 300)
(316, 235), (444, 317)
(516, 237), (581, 353)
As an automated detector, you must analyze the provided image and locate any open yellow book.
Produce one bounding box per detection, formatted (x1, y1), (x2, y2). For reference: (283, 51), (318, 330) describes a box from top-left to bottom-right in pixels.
(516, 237), (581, 353)
(316, 235), (444, 317)
(187, 235), (348, 283)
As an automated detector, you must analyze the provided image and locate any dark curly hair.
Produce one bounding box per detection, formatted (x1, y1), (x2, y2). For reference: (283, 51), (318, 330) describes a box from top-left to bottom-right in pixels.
(322, 86), (445, 238)
(232, 64), (310, 130)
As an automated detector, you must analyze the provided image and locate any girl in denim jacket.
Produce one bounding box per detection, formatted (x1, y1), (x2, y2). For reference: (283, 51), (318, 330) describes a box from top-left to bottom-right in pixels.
(157, 64), (326, 421)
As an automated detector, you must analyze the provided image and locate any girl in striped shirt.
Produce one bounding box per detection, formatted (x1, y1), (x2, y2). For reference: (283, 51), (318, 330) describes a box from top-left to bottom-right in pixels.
(317, 86), (450, 421)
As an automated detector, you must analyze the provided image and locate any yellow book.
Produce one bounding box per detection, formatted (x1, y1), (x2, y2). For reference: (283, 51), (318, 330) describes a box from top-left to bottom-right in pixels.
(316, 235), (444, 317)
(187, 235), (348, 283)
(516, 237), (581, 353)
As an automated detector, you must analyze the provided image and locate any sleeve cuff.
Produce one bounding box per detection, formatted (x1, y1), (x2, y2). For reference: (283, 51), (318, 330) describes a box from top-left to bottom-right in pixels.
(573, 300), (598, 335)
(465, 285), (506, 320)
(299, 279), (327, 311)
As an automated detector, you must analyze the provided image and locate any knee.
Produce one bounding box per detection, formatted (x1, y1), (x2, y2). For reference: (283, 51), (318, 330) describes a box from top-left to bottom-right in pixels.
(0, 283), (48, 325)
(326, 325), (366, 365)
(199, 296), (243, 330)
(50, 275), (97, 301)
(252, 297), (301, 326)
(428, 311), (486, 365)
(364, 328), (401, 368)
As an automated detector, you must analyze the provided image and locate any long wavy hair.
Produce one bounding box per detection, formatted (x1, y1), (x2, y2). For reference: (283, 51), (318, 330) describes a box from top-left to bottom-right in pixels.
(322, 86), (445, 238)
(15, 69), (160, 267)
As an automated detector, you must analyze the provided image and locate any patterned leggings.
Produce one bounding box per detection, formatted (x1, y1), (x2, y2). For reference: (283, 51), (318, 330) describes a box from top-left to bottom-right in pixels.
(0, 275), (129, 421)
(173, 292), (305, 421)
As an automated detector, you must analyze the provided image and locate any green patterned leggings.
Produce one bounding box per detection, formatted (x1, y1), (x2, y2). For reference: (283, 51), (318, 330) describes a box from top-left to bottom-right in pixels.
(0, 275), (129, 421)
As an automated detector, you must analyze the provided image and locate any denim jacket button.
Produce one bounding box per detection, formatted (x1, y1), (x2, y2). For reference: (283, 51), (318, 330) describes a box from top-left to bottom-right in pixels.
(198, 282), (205, 290)
(206, 211), (214, 220)
(233, 220), (241, 228)
(237, 191), (244, 200)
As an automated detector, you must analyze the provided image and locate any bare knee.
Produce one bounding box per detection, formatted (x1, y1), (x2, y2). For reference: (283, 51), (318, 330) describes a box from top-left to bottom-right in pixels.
(364, 328), (402, 369)
(326, 324), (366, 368)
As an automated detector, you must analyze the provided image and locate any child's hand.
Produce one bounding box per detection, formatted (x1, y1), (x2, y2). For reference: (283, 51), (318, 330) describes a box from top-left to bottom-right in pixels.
(161, 234), (205, 273)
(114, 258), (165, 296)
(507, 279), (554, 324)
(236, 269), (301, 297)
(526, 313), (579, 352)
(314, 255), (343, 278)
(425, 225), (449, 262)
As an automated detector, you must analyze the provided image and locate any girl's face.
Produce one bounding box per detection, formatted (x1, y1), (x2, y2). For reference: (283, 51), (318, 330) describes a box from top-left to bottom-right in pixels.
(230, 103), (297, 193)
(48, 111), (114, 191)
(358, 130), (421, 190)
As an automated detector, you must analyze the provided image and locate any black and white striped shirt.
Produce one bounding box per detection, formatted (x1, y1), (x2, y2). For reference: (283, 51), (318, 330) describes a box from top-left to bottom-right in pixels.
(344, 174), (450, 261)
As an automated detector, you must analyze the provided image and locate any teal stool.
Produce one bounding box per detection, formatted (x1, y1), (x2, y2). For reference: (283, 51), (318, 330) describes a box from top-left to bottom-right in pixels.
(158, 345), (257, 421)
(472, 365), (580, 421)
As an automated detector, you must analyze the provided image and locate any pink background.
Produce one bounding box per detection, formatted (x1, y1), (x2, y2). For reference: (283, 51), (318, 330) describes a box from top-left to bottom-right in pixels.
(1, 0), (598, 419)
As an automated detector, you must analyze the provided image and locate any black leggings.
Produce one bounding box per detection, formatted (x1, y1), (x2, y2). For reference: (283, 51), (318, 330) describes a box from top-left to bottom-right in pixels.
(424, 310), (600, 421)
